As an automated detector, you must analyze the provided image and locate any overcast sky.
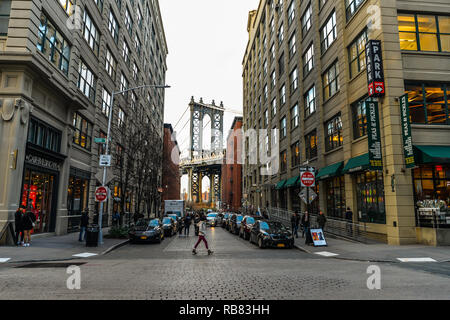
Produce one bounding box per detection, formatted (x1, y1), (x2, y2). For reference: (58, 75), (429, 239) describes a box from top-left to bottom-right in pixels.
(159, 0), (260, 193)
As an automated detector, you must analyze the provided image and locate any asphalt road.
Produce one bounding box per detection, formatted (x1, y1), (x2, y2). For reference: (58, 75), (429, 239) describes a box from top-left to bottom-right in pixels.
(0, 226), (449, 300)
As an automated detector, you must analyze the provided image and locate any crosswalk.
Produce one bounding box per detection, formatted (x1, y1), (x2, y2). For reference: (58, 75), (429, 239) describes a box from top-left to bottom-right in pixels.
(0, 258), (11, 263)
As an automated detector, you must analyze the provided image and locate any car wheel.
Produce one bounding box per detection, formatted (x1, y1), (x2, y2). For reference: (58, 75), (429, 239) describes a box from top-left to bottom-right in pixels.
(258, 238), (265, 249)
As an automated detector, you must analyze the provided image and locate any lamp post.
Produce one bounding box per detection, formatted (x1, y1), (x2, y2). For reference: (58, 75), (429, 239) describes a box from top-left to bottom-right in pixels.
(97, 84), (170, 245)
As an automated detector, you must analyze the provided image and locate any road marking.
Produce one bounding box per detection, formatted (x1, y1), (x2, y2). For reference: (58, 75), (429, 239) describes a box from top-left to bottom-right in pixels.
(315, 251), (339, 257)
(72, 253), (98, 258)
(0, 258), (11, 263)
(397, 257), (437, 262)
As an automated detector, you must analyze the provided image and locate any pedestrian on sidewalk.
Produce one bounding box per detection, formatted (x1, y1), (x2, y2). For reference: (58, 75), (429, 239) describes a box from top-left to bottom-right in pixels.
(317, 210), (327, 230)
(345, 207), (353, 234)
(291, 212), (299, 238)
(22, 207), (36, 247)
(302, 211), (314, 245)
(112, 211), (120, 227)
(301, 211), (310, 238)
(192, 220), (212, 255)
(184, 213), (192, 236)
(14, 205), (25, 246)
(79, 210), (89, 242)
(178, 216), (184, 237)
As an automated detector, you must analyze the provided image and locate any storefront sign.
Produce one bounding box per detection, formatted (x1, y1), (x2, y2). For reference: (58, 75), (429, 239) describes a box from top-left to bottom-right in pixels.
(366, 101), (383, 171)
(365, 40), (385, 97)
(310, 229), (327, 247)
(25, 154), (60, 171)
(399, 94), (415, 168)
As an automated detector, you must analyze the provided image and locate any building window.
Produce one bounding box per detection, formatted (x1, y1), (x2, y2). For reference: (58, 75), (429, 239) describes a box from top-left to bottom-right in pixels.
(72, 112), (93, 150)
(264, 109), (269, 127)
(101, 88), (112, 117)
(122, 40), (130, 66)
(303, 43), (314, 76)
(352, 96), (370, 139)
(345, 0), (366, 21)
(398, 14), (450, 52)
(271, 70), (276, 89)
(280, 150), (287, 173)
(116, 144), (123, 166)
(94, 0), (103, 12)
(131, 92), (137, 111)
(301, 4), (312, 37)
(278, 23), (284, 45)
(281, 117), (287, 139)
(270, 43), (275, 62)
(304, 85), (316, 116)
(348, 29), (367, 78)
(132, 62), (139, 81)
(305, 130), (317, 160)
(0, 1), (11, 36)
(291, 104), (299, 129)
(320, 11), (337, 53)
(264, 84), (268, 101)
(325, 114), (343, 152)
(263, 59), (268, 76)
(319, 0), (328, 10)
(37, 13), (71, 75)
(83, 11), (100, 56)
(78, 61), (96, 102)
(120, 73), (128, 96)
(105, 48), (117, 80)
(108, 10), (119, 43)
(58, 0), (74, 15)
(405, 82), (449, 125)
(135, 34), (141, 55)
(271, 98), (277, 117)
(355, 171), (385, 224)
(125, 7), (133, 35)
(118, 108), (125, 128)
(290, 67), (298, 93)
(288, 1), (295, 26)
(137, 8), (143, 29)
(291, 141), (300, 167)
(278, 52), (285, 75)
(323, 60), (340, 101)
(289, 33), (296, 58)
(280, 84), (286, 106)
(27, 117), (61, 153)
(326, 176), (346, 218)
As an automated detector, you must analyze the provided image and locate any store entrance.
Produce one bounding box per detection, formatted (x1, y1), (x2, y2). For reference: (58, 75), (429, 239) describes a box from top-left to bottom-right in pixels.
(21, 168), (58, 234)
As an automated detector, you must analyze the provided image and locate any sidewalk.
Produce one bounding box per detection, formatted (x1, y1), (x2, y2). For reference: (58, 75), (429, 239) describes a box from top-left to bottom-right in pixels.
(294, 234), (450, 263)
(0, 228), (129, 264)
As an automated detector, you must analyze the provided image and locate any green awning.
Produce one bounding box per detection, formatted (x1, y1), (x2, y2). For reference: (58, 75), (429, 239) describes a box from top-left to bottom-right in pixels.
(414, 145), (450, 164)
(275, 180), (287, 190)
(343, 153), (370, 174)
(316, 161), (344, 180)
(285, 175), (300, 188)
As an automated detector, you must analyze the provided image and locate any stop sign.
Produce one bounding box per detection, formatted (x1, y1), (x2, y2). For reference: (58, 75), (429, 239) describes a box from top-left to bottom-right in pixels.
(95, 186), (108, 202)
(300, 171), (315, 187)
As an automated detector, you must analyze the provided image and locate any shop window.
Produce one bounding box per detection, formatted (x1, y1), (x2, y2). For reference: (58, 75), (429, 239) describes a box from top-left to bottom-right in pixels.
(72, 112), (93, 150)
(325, 114), (343, 151)
(355, 171), (385, 224)
(305, 130), (317, 160)
(326, 176), (346, 218)
(405, 82), (449, 125)
(67, 174), (90, 232)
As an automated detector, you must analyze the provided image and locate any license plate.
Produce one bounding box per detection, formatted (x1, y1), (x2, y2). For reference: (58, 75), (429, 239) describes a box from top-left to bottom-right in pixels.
(140, 236), (147, 240)
(277, 244), (285, 248)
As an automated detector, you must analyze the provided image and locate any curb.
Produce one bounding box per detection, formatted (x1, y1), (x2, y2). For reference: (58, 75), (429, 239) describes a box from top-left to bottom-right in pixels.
(101, 239), (130, 255)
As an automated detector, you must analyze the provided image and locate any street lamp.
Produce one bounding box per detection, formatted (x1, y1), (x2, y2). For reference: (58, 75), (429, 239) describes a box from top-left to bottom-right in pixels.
(97, 84), (170, 245)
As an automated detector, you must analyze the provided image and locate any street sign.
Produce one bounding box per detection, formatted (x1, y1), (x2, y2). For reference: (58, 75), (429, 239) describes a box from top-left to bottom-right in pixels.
(95, 186), (108, 202)
(94, 138), (106, 144)
(300, 171), (315, 187)
(99, 155), (111, 167)
(299, 188), (317, 204)
(365, 40), (385, 98)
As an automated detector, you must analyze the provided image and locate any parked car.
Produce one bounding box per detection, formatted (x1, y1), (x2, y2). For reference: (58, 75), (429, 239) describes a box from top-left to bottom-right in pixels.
(226, 213), (236, 231)
(129, 218), (164, 244)
(221, 213), (230, 228)
(206, 213), (219, 227)
(229, 214), (244, 235)
(239, 215), (263, 240)
(249, 220), (294, 249)
(216, 213), (224, 226)
(162, 217), (176, 237)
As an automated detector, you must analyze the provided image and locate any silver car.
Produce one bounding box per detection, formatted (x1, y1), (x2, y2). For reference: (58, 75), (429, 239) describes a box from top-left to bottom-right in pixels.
(206, 213), (219, 227)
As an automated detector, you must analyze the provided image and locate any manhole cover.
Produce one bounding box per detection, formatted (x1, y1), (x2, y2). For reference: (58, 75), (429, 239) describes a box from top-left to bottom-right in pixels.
(15, 262), (87, 268)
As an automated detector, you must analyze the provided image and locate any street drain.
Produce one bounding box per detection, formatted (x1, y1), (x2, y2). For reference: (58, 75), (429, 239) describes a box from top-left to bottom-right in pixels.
(15, 262), (87, 268)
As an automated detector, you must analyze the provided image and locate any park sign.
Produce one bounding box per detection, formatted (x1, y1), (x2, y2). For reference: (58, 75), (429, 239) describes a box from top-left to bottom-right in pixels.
(399, 94), (415, 168)
(365, 40), (385, 98)
(366, 101), (383, 171)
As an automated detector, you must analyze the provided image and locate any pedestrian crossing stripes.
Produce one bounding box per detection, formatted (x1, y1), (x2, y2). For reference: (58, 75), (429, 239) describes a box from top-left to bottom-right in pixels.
(72, 253), (98, 258)
(0, 258), (11, 263)
(397, 257), (437, 262)
(314, 251), (339, 257)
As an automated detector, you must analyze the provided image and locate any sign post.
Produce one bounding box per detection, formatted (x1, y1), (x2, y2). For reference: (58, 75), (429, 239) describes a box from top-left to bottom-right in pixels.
(399, 94), (415, 168)
(299, 166), (315, 213)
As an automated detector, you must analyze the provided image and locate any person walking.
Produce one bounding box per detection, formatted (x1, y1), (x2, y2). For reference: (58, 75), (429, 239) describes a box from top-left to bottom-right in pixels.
(79, 210), (89, 242)
(184, 213), (192, 236)
(345, 207), (353, 234)
(301, 211), (310, 238)
(22, 207), (36, 247)
(192, 220), (213, 255)
(178, 216), (184, 237)
(14, 206), (25, 246)
(290, 212), (299, 238)
(112, 211), (120, 227)
(302, 211), (313, 245)
(317, 210), (327, 230)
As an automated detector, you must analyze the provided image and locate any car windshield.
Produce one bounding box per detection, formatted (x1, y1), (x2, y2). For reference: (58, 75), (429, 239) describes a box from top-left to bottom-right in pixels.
(207, 213), (217, 218)
(149, 219), (159, 227)
(136, 219), (149, 227)
(246, 217), (255, 224)
(237, 216), (243, 222)
(168, 215), (177, 220)
(260, 221), (287, 232)
(224, 214), (229, 218)
(162, 218), (172, 224)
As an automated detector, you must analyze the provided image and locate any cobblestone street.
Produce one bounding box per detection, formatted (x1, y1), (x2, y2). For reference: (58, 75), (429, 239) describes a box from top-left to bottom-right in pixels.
(0, 227), (449, 300)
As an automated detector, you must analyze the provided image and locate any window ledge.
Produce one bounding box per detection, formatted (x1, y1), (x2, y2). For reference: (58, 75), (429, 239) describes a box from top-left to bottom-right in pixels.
(323, 90), (340, 104)
(324, 145), (343, 156)
(411, 124), (450, 129)
(304, 111), (317, 121)
(348, 68), (366, 84)
(401, 51), (450, 57)
(352, 135), (367, 144)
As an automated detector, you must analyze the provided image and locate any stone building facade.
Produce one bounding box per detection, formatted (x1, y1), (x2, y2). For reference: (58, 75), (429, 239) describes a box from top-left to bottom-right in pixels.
(0, 0), (167, 243)
(161, 123), (181, 210)
(242, 0), (450, 245)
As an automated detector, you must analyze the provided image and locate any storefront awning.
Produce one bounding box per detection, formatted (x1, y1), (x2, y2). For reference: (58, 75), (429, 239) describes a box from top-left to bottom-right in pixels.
(275, 180), (287, 190)
(343, 153), (370, 174)
(414, 145), (450, 164)
(316, 161), (344, 180)
(285, 176), (299, 188)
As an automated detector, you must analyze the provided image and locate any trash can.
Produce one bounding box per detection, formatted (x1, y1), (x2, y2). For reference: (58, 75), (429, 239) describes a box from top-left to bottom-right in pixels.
(86, 224), (99, 247)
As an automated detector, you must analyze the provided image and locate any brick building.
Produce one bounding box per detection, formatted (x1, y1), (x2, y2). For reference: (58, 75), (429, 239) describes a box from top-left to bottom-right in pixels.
(161, 124), (180, 209)
(222, 117), (243, 211)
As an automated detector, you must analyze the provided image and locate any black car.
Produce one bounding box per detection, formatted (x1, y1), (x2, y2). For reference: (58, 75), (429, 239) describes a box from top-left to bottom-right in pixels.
(129, 219), (164, 244)
(249, 220), (294, 249)
(162, 217), (176, 237)
(239, 215), (263, 240)
(229, 214), (244, 235)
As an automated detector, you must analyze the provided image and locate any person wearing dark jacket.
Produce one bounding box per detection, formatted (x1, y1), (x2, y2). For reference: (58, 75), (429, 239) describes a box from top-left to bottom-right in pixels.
(184, 214), (192, 236)
(301, 211), (310, 238)
(345, 207), (353, 234)
(14, 206), (25, 246)
(22, 209), (36, 247)
(301, 211), (313, 245)
(79, 211), (89, 242)
(317, 210), (327, 230)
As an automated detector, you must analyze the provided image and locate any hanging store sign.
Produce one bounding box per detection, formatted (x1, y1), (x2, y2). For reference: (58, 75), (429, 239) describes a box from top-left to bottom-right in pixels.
(365, 40), (385, 98)
(366, 101), (383, 171)
(25, 154), (60, 171)
(399, 94), (415, 168)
